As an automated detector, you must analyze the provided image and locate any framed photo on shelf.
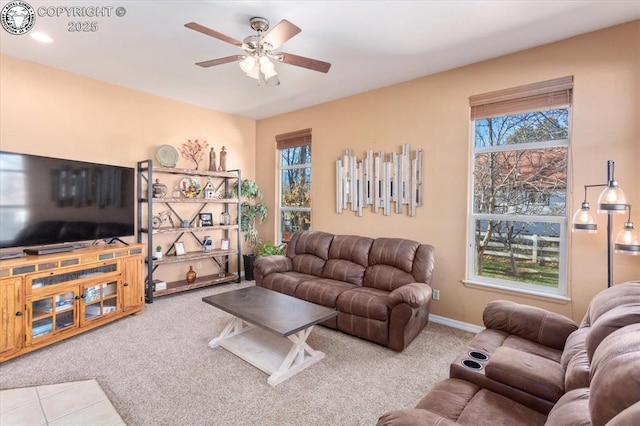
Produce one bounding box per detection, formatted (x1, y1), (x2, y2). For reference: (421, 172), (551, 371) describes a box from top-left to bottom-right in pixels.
(174, 242), (186, 256)
(220, 238), (230, 250)
(198, 213), (213, 227)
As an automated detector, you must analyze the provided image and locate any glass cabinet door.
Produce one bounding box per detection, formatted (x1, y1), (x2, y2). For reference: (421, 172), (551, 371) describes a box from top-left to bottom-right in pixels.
(82, 280), (119, 322)
(30, 290), (77, 342)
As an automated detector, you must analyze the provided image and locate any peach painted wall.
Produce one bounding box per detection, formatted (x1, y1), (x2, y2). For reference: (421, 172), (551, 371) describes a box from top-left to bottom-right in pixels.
(255, 21), (640, 325)
(0, 55), (256, 282)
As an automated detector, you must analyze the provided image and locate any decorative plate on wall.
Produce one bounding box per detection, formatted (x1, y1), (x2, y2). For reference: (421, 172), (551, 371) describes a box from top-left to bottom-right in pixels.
(180, 177), (201, 198)
(156, 145), (179, 167)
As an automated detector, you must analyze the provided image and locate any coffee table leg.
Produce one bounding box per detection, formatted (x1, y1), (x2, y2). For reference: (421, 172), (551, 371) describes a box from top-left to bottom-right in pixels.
(208, 316), (254, 348)
(267, 326), (326, 386)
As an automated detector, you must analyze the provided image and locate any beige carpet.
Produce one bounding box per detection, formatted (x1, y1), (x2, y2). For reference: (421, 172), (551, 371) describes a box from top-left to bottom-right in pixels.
(0, 282), (474, 426)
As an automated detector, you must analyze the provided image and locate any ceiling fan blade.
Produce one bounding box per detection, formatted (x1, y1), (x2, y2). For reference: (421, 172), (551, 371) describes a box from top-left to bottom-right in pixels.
(263, 20), (301, 49)
(278, 52), (331, 73)
(185, 22), (243, 47)
(196, 55), (243, 68)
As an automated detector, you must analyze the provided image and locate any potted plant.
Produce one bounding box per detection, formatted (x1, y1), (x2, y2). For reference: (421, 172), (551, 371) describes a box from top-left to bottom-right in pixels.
(257, 241), (286, 257)
(233, 179), (267, 280)
(154, 245), (163, 260)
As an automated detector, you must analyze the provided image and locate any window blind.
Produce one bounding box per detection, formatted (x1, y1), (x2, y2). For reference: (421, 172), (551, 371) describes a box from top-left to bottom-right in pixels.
(276, 128), (312, 150)
(470, 76), (573, 120)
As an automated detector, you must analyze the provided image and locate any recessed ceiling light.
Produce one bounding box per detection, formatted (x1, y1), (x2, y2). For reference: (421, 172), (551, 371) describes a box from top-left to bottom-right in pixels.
(30, 32), (53, 43)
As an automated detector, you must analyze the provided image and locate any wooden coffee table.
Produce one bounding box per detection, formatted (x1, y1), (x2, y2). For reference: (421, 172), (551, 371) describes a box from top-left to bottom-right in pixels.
(202, 286), (337, 386)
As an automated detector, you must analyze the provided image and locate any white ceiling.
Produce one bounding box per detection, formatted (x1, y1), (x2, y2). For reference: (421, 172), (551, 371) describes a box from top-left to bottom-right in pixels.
(1, 1), (639, 120)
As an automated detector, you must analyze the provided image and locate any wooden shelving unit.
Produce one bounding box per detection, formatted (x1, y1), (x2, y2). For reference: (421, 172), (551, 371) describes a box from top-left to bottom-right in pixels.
(137, 160), (242, 302)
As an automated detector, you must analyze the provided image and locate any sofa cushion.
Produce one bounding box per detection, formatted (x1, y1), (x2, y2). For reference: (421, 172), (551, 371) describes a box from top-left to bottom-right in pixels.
(291, 255), (326, 276)
(328, 235), (373, 267)
(287, 230), (334, 260)
(294, 278), (356, 308)
(368, 237), (419, 270)
(580, 281), (640, 327)
(564, 348), (590, 392)
(260, 271), (316, 296)
(416, 378), (479, 421)
(322, 260), (367, 286)
(364, 265), (416, 292)
(456, 389), (547, 425)
(585, 304), (640, 361)
(560, 327), (589, 370)
(502, 334), (563, 363)
(545, 389), (590, 426)
(321, 235), (373, 285)
(485, 346), (565, 402)
(336, 287), (389, 321)
(589, 323), (640, 426)
(413, 378), (547, 425)
(365, 238), (422, 292)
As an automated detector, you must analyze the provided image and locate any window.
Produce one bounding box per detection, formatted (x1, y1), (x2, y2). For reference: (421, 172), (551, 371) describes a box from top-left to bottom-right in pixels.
(277, 129), (311, 242)
(467, 77), (573, 297)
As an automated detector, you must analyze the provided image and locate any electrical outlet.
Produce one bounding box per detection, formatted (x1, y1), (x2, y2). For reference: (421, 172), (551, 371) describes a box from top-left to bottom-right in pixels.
(432, 289), (440, 301)
(196, 261), (202, 269)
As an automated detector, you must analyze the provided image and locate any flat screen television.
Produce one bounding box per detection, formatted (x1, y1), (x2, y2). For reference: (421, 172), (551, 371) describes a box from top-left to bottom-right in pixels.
(0, 151), (135, 250)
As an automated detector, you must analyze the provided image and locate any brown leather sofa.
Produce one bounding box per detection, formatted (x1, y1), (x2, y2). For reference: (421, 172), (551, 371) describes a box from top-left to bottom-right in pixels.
(377, 281), (640, 425)
(253, 231), (435, 351)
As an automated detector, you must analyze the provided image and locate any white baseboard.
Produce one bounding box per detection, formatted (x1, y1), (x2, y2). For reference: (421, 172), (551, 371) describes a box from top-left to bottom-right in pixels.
(429, 314), (484, 334)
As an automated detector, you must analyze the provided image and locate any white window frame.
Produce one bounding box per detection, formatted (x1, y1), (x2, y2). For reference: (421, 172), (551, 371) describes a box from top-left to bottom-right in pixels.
(278, 144), (311, 243)
(466, 114), (571, 299)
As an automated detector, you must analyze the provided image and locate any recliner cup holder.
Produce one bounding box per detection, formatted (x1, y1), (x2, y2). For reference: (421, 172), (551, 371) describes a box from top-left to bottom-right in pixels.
(462, 359), (483, 370)
(468, 350), (489, 361)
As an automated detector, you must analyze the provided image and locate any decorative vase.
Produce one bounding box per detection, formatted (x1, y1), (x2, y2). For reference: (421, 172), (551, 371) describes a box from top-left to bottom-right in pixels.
(186, 266), (197, 283)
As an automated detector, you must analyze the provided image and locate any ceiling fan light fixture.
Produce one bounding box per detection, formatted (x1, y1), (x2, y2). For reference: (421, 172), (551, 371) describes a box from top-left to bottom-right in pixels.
(259, 56), (278, 79)
(239, 55), (256, 74)
(265, 74), (280, 87)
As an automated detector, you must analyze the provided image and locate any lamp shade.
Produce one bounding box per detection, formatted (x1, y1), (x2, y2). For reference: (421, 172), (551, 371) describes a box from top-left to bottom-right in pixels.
(597, 184), (627, 213)
(615, 220), (640, 255)
(572, 201), (597, 233)
(239, 56), (256, 74)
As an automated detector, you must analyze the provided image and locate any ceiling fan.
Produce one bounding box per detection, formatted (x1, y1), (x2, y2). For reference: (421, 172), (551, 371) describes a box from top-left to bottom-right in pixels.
(185, 17), (331, 87)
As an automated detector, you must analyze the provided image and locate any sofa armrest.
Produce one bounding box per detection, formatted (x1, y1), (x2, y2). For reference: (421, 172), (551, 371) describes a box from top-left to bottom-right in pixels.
(388, 283), (432, 308)
(483, 300), (578, 350)
(253, 255), (292, 277)
(377, 409), (458, 426)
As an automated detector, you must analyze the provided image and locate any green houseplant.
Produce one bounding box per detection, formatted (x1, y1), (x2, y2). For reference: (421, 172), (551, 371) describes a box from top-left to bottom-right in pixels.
(257, 241), (286, 257)
(233, 179), (267, 280)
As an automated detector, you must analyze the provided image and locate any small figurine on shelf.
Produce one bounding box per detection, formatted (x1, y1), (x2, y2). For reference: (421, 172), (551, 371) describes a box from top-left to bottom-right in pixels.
(208, 147), (217, 172)
(219, 146), (227, 172)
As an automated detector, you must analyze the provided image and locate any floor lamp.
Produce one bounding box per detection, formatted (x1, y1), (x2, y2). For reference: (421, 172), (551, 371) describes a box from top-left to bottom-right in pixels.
(572, 161), (640, 288)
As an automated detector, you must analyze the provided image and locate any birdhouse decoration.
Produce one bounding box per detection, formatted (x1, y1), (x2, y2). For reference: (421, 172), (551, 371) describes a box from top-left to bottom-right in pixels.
(203, 178), (216, 199)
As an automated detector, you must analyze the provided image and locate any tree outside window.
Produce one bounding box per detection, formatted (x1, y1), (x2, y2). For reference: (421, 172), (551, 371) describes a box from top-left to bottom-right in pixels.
(279, 144), (311, 242)
(469, 108), (569, 294)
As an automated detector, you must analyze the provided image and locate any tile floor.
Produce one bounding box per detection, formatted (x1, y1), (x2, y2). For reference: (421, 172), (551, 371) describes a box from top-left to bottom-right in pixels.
(0, 379), (124, 426)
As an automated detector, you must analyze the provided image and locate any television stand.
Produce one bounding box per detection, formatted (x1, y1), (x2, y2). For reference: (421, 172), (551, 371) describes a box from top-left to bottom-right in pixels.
(24, 244), (77, 255)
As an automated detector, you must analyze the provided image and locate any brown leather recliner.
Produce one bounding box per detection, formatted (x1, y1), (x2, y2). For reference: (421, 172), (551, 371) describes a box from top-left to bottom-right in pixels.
(377, 281), (640, 425)
(377, 322), (640, 425)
